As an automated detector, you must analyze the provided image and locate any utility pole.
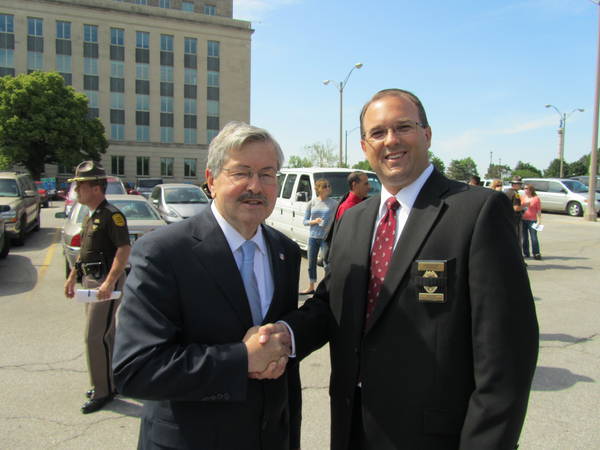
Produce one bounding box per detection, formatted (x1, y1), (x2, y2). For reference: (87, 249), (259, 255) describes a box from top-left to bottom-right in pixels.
(585, 0), (599, 221)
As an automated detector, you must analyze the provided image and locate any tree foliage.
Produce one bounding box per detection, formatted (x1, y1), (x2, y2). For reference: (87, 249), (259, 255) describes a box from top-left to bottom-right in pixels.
(352, 160), (372, 171)
(304, 141), (338, 167)
(512, 161), (542, 179)
(485, 163), (511, 180)
(544, 159), (562, 177)
(0, 71), (108, 179)
(429, 151), (445, 174)
(446, 157), (478, 181)
(286, 155), (312, 168)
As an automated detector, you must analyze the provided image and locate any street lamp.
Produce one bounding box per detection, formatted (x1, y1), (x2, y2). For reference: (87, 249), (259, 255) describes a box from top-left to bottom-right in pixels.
(586, 0), (600, 221)
(344, 126), (360, 167)
(323, 63), (363, 167)
(545, 104), (584, 178)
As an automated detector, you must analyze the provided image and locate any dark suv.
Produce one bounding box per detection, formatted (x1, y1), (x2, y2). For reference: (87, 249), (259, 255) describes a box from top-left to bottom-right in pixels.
(135, 178), (163, 198)
(0, 172), (41, 245)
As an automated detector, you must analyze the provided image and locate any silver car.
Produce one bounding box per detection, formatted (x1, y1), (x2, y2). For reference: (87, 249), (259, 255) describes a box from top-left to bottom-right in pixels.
(149, 184), (210, 224)
(522, 178), (600, 217)
(56, 194), (166, 277)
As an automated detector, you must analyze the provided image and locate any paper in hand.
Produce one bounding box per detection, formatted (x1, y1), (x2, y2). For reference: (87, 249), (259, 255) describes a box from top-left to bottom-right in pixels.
(75, 289), (122, 303)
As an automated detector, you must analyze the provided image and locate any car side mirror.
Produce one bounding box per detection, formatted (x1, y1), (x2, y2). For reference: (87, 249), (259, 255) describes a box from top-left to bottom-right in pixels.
(151, 198), (159, 205)
(55, 212), (66, 219)
(296, 191), (308, 202)
(24, 189), (37, 197)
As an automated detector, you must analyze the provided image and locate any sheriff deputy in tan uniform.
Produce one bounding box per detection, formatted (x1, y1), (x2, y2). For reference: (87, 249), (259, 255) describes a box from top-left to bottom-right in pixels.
(64, 161), (131, 414)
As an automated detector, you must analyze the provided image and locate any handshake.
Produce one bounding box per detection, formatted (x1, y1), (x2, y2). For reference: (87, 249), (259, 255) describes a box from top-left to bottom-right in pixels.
(243, 323), (291, 380)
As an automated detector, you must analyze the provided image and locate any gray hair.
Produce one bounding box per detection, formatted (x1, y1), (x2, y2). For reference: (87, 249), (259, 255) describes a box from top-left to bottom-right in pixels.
(206, 121), (284, 177)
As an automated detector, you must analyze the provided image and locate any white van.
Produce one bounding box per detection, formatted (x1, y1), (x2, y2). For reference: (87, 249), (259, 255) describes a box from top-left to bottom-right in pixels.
(522, 178), (600, 217)
(265, 168), (381, 250)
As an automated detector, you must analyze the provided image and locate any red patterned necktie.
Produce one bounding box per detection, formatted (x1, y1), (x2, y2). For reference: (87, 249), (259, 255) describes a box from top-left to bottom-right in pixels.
(366, 197), (400, 321)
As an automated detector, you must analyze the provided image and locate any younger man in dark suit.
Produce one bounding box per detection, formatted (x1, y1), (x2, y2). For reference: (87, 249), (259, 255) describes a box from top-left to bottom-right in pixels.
(113, 122), (301, 449)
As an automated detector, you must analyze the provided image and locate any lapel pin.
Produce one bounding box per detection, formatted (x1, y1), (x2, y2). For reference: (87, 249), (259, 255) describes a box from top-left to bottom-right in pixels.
(279, 253), (285, 260)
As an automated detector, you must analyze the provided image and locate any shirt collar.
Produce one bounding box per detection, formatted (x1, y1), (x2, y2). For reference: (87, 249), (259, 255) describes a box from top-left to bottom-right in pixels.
(378, 163), (434, 213)
(210, 202), (268, 256)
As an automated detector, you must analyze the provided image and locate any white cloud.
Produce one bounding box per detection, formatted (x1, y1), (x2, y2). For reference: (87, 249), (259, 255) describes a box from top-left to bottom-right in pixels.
(233, 0), (300, 22)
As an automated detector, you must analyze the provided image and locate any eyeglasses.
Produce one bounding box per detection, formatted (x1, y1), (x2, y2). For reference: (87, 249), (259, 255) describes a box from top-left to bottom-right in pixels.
(364, 120), (426, 142)
(221, 167), (278, 186)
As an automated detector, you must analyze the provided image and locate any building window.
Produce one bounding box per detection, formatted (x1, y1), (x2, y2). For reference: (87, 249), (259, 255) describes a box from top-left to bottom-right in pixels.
(111, 92), (124, 109)
(160, 96), (173, 113)
(111, 124), (125, 140)
(85, 90), (99, 108)
(161, 157), (174, 176)
(83, 57), (98, 75)
(207, 71), (219, 87)
(136, 31), (149, 49)
(208, 40), (219, 57)
(184, 158), (197, 177)
(204, 5), (216, 15)
(185, 68), (197, 85)
(160, 127), (173, 143)
(111, 28), (124, 46)
(182, 2), (194, 12)
(207, 129), (219, 144)
(184, 37), (197, 55)
(111, 61), (124, 78)
(56, 21), (71, 39)
(184, 98), (197, 114)
(207, 100), (219, 117)
(111, 155), (125, 176)
(136, 63), (149, 80)
(56, 54), (71, 73)
(160, 66), (173, 82)
(83, 24), (98, 43)
(28, 18), (43, 36)
(137, 156), (150, 176)
(159, 0), (172, 8)
(136, 125), (150, 142)
(134, 0), (148, 5)
(136, 94), (150, 110)
(0, 14), (14, 33)
(160, 34), (173, 52)
(0, 49), (14, 68)
(27, 52), (43, 71)
(184, 128), (197, 145)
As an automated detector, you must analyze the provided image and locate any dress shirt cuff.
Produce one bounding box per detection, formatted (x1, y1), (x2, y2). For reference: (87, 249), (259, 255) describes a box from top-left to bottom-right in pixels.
(277, 320), (296, 358)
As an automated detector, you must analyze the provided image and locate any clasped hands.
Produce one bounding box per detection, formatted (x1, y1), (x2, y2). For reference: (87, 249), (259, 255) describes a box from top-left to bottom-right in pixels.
(243, 323), (290, 380)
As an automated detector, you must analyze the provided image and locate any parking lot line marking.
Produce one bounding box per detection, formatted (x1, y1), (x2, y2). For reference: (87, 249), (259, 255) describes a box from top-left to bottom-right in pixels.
(38, 228), (61, 280)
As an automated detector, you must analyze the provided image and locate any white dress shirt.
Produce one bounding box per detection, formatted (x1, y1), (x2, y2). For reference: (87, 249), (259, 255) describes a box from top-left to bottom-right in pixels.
(210, 202), (274, 319)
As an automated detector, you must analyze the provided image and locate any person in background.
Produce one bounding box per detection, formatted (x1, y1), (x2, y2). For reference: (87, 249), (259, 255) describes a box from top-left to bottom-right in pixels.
(64, 161), (131, 414)
(490, 178), (503, 191)
(468, 175), (481, 186)
(299, 178), (337, 295)
(335, 171), (371, 220)
(521, 183), (542, 260)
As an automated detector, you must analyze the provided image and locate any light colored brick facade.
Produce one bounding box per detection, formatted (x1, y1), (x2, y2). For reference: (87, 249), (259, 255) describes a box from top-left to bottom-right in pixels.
(0, 0), (252, 185)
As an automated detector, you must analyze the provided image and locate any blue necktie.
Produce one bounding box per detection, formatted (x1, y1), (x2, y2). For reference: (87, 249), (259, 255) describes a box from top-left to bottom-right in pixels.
(240, 241), (262, 325)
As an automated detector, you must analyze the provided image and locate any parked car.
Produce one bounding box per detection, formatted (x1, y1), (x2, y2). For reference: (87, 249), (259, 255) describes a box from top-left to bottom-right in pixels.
(135, 177), (163, 198)
(569, 175), (600, 193)
(34, 181), (50, 208)
(0, 172), (41, 245)
(149, 183), (210, 224)
(265, 168), (381, 250)
(522, 178), (600, 217)
(63, 176), (127, 217)
(56, 194), (166, 277)
(0, 213), (10, 259)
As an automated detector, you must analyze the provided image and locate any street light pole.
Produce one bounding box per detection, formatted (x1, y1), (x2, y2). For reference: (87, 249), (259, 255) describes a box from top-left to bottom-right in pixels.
(545, 105), (584, 178)
(344, 126), (360, 167)
(586, 0), (600, 221)
(323, 63), (363, 167)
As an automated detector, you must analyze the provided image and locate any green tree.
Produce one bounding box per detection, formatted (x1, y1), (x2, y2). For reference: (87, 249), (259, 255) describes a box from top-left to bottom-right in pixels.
(304, 141), (337, 167)
(286, 155), (312, 168)
(576, 149), (600, 174)
(512, 161), (542, 179)
(0, 72), (107, 179)
(544, 159), (561, 177)
(568, 160), (587, 176)
(485, 163), (511, 179)
(352, 160), (372, 171)
(429, 151), (445, 174)
(446, 157), (478, 182)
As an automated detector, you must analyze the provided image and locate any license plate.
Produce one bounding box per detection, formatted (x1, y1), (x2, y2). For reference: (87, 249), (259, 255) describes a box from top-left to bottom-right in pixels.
(129, 233), (138, 245)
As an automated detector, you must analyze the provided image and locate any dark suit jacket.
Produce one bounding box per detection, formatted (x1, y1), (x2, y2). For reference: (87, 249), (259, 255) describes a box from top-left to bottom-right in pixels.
(113, 208), (301, 450)
(285, 169), (539, 450)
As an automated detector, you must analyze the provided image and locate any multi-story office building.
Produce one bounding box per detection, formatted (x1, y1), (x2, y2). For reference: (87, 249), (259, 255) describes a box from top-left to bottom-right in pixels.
(0, 0), (251, 184)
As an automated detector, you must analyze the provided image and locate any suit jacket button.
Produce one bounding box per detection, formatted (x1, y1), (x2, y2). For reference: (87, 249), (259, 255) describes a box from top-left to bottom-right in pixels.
(216, 393), (223, 400)
(223, 393), (230, 400)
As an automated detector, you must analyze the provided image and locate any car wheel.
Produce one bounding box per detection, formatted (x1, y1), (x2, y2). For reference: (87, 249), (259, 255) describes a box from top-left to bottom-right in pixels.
(567, 201), (583, 217)
(33, 209), (41, 231)
(0, 234), (9, 259)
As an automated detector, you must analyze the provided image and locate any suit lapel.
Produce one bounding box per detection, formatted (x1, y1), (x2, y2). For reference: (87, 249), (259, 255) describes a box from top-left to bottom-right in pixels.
(365, 170), (450, 334)
(190, 209), (254, 329)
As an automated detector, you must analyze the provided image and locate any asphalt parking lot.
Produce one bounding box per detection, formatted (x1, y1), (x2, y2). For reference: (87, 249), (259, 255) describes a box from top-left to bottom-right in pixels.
(0, 203), (598, 449)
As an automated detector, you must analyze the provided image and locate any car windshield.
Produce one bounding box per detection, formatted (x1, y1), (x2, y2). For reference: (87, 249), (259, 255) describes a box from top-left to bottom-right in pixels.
(313, 172), (382, 200)
(106, 181), (126, 194)
(0, 179), (19, 197)
(76, 200), (161, 223)
(164, 187), (209, 204)
(562, 180), (588, 193)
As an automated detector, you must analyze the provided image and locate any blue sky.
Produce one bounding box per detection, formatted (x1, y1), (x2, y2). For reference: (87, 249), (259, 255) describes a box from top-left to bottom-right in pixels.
(232, 0), (597, 175)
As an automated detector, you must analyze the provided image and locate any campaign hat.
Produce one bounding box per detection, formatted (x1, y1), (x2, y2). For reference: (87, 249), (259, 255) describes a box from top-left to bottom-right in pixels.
(67, 161), (107, 182)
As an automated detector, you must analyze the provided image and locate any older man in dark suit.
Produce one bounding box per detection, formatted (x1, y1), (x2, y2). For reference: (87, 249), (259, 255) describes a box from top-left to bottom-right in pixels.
(261, 89), (539, 449)
(113, 121), (301, 450)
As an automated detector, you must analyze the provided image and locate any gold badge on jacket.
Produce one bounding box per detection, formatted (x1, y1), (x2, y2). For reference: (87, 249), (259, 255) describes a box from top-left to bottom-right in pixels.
(112, 213), (126, 227)
(413, 260), (447, 303)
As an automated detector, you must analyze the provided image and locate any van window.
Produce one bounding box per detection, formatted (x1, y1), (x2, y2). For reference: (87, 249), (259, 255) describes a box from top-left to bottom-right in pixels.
(297, 175), (312, 202)
(366, 173), (382, 196)
(281, 174), (297, 199)
(562, 180), (587, 193)
(530, 181), (548, 192)
(547, 182), (564, 193)
(276, 173), (286, 197)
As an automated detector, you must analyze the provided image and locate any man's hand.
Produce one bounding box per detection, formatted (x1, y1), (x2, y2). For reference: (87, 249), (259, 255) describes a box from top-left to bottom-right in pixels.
(243, 325), (290, 375)
(96, 279), (114, 301)
(64, 271), (77, 298)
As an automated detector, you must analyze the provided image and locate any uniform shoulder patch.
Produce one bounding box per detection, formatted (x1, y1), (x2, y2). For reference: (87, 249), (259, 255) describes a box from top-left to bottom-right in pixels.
(112, 213), (126, 227)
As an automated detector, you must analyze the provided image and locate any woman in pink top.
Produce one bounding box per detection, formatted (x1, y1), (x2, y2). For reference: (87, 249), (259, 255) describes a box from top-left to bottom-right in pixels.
(521, 184), (542, 260)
